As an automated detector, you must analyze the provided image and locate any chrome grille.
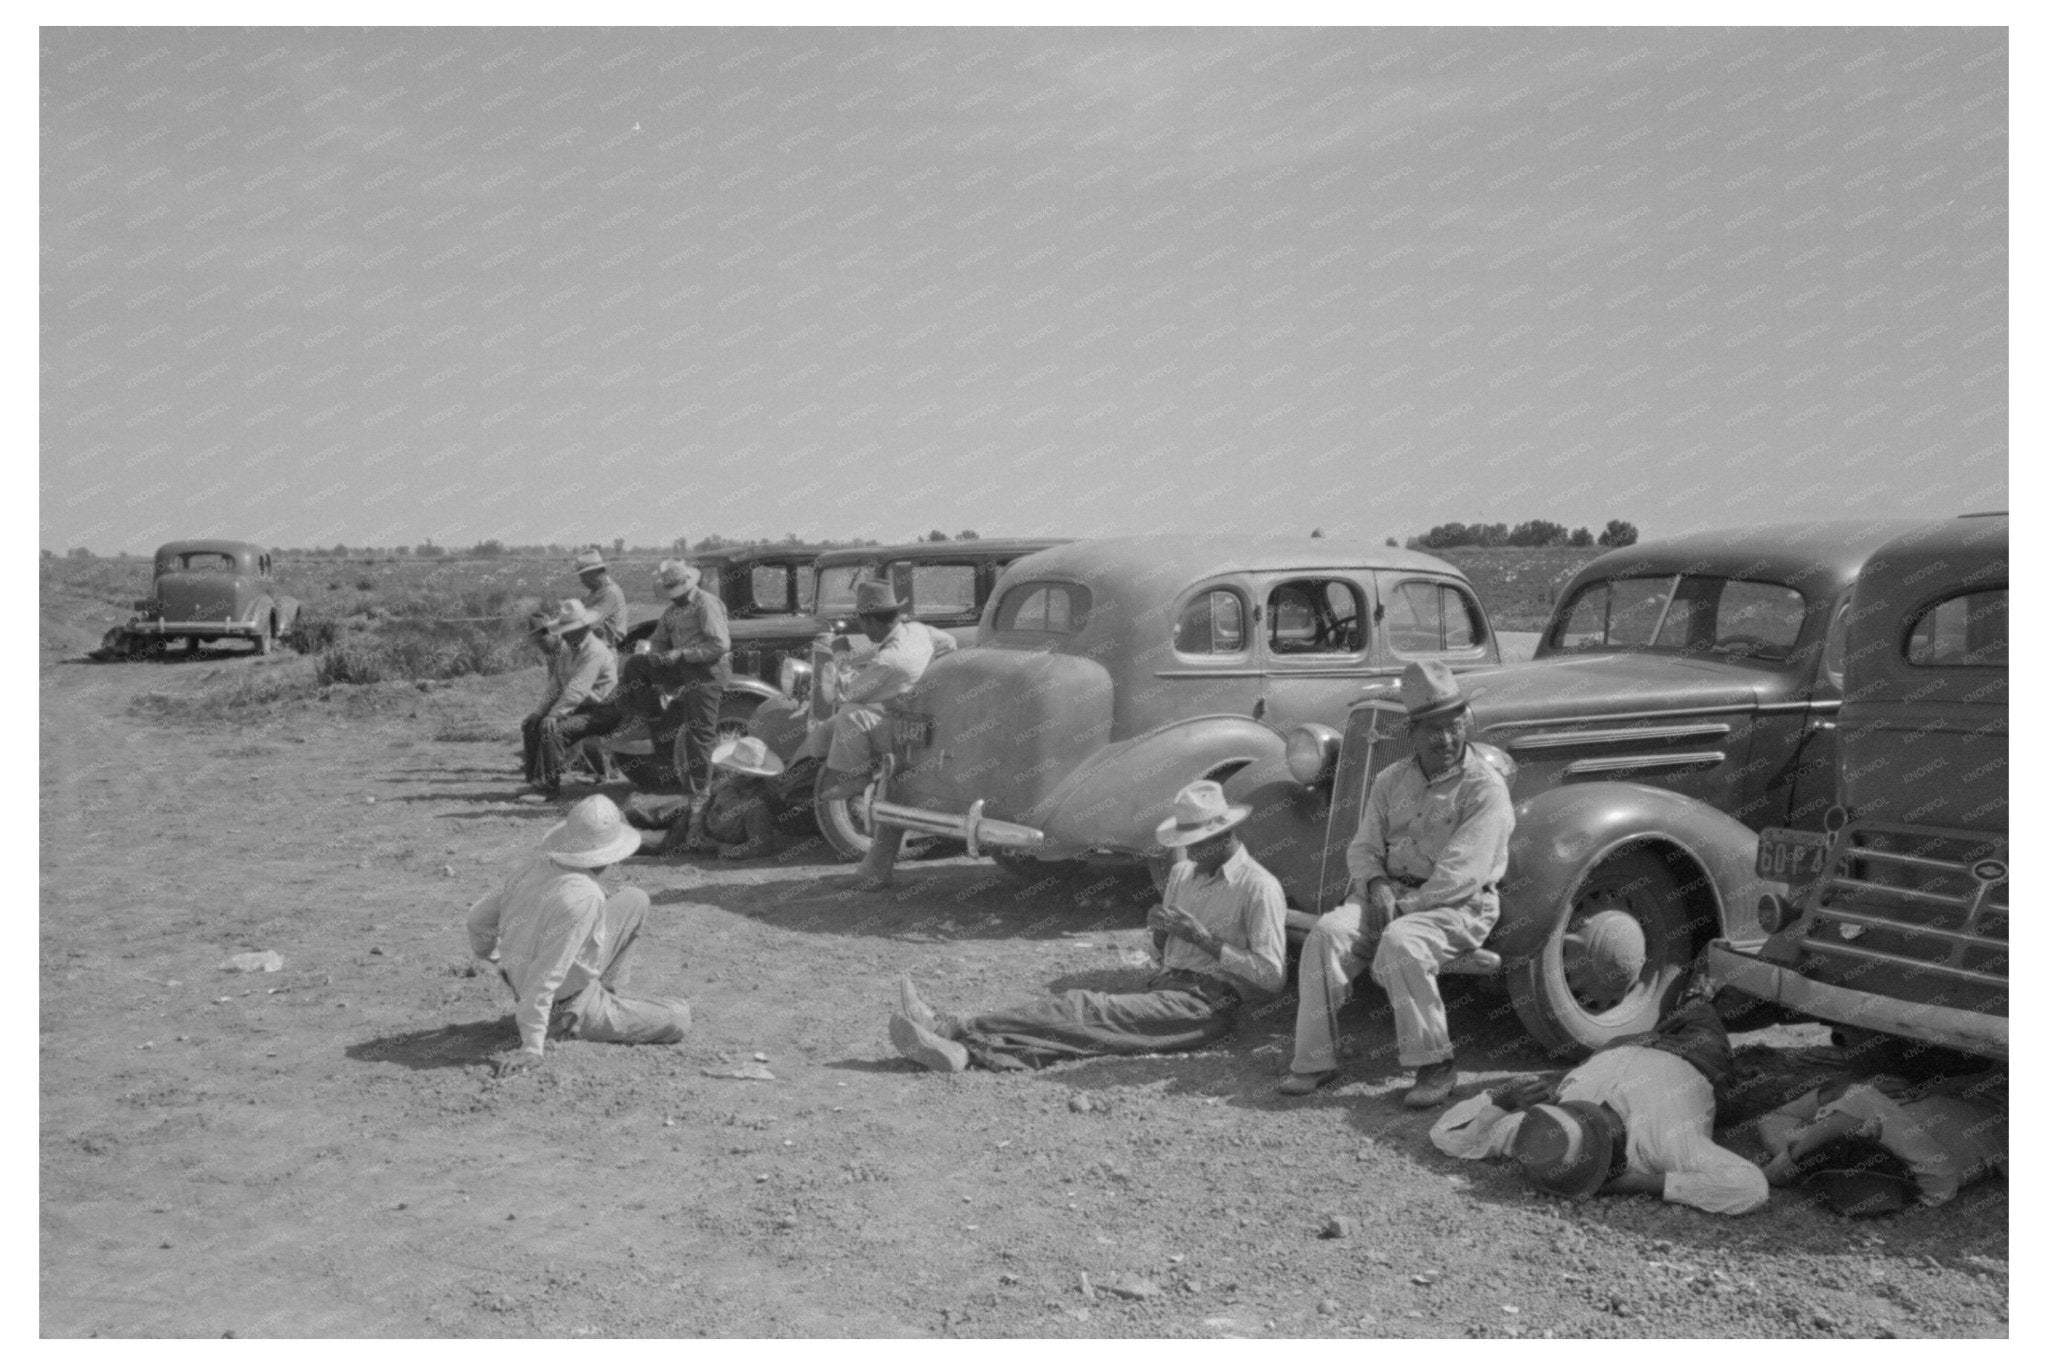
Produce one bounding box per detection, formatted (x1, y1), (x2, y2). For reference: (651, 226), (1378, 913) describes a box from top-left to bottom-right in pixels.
(1315, 701), (1409, 914)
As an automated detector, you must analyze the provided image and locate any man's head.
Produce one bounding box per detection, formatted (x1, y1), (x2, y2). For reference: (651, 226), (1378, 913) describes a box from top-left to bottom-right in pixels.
(655, 558), (700, 601)
(1400, 659), (1472, 777)
(1510, 1100), (1627, 1201)
(1155, 779), (1250, 870)
(547, 598), (601, 646)
(853, 578), (905, 642)
(573, 548), (609, 588)
(527, 609), (560, 654)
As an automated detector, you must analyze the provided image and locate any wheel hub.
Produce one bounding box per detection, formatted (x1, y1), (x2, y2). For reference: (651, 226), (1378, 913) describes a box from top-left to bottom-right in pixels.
(1561, 908), (1648, 1010)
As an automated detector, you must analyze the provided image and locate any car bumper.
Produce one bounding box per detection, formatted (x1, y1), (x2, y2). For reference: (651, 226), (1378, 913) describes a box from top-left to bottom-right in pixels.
(1707, 941), (2008, 1058)
(868, 793), (1046, 857)
(126, 619), (258, 637)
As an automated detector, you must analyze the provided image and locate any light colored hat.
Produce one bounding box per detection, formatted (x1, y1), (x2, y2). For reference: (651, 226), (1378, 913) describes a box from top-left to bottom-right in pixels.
(573, 548), (607, 573)
(712, 735), (786, 778)
(1400, 659), (1471, 722)
(539, 794), (641, 869)
(1511, 1100), (1624, 1202)
(655, 558), (702, 598)
(1154, 779), (1251, 848)
(854, 578), (905, 615)
(547, 599), (602, 636)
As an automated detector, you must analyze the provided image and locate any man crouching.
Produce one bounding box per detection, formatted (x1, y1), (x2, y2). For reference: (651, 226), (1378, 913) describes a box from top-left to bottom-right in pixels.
(889, 781), (1286, 1072)
(466, 794), (691, 1075)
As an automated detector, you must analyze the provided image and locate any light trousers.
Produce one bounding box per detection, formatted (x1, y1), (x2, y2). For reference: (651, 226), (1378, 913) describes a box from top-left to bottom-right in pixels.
(824, 703), (889, 774)
(1291, 898), (1496, 1073)
(550, 888), (692, 1045)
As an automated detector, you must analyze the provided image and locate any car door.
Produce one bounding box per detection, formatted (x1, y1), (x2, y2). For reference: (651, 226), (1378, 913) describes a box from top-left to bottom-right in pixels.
(1251, 573), (1380, 729)
(1144, 577), (1263, 732)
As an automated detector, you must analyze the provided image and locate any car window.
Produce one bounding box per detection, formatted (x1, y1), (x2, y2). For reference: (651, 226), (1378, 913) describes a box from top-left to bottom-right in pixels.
(171, 552), (237, 573)
(697, 565), (722, 600)
(1711, 580), (1808, 658)
(749, 566), (789, 613)
(1174, 589), (1247, 655)
(1267, 578), (1366, 656)
(995, 583), (1092, 634)
(895, 563), (978, 616)
(815, 565), (866, 615)
(1906, 588), (2007, 667)
(1384, 580), (1487, 656)
(1822, 600), (1852, 689)
(794, 568), (815, 612)
(1553, 576), (1677, 650)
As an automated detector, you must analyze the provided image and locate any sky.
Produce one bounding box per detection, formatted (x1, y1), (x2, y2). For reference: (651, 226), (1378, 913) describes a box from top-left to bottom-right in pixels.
(39, 24), (2009, 554)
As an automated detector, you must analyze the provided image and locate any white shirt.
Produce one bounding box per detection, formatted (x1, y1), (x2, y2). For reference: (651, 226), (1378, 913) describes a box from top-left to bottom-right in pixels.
(1431, 1046), (1769, 1216)
(1152, 846), (1289, 1002)
(465, 855), (615, 1055)
(838, 620), (958, 706)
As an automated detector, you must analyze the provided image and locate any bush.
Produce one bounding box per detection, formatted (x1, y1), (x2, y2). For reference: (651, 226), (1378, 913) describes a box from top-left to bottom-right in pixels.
(293, 617), (343, 652)
(313, 620), (529, 686)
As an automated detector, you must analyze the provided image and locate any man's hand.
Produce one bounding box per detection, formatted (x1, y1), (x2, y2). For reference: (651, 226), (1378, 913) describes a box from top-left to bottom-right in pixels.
(1488, 1075), (1555, 1113)
(493, 1049), (544, 1078)
(1364, 878), (1400, 934)
(1150, 904), (1219, 956)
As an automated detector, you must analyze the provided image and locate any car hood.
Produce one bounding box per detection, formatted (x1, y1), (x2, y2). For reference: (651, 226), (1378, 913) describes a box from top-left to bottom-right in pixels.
(1360, 653), (1790, 731)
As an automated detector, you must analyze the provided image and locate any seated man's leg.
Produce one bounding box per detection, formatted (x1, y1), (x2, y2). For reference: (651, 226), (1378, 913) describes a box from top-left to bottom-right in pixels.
(1291, 902), (1371, 1077)
(817, 705), (887, 799)
(1369, 905), (1492, 1069)
(521, 714), (546, 780)
(960, 984), (1235, 1069)
(564, 888), (691, 1044)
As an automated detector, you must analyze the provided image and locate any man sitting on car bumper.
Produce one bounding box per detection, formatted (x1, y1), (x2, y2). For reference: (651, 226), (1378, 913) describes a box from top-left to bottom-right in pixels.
(889, 781), (1287, 1072)
(1280, 660), (1513, 1108)
(813, 579), (958, 802)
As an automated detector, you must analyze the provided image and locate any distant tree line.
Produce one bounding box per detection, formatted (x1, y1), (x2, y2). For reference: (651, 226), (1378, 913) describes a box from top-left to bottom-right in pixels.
(1407, 518), (1637, 550)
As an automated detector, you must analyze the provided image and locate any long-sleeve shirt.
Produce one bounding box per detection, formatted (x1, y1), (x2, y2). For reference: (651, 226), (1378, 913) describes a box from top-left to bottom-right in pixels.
(580, 578), (630, 644)
(541, 634), (618, 716)
(1152, 845), (1289, 1003)
(648, 589), (731, 674)
(837, 620), (957, 706)
(1430, 1046), (1770, 1215)
(1347, 747), (1513, 916)
(465, 855), (615, 1055)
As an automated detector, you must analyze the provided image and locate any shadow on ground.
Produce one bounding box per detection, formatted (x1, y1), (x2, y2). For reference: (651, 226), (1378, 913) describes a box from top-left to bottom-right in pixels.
(346, 1017), (512, 1071)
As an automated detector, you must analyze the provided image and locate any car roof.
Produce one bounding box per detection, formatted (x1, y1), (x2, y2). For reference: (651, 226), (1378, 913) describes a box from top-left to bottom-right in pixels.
(1851, 515), (2008, 603)
(155, 539), (265, 558)
(1562, 519), (1931, 593)
(813, 538), (1069, 568)
(990, 534), (1466, 587)
(716, 543), (828, 566)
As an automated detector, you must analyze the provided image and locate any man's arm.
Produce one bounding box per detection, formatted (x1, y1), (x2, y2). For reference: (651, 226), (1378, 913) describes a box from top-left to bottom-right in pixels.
(1214, 875), (1287, 997)
(511, 887), (602, 1056)
(1344, 767), (1396, 894)
(838, 639), (918, 705)
(1397, 772), (1513, 914)
(675, 596), (730, 665)
(465, 889), (505, 964)
(1431, 1093), (1524, 1159)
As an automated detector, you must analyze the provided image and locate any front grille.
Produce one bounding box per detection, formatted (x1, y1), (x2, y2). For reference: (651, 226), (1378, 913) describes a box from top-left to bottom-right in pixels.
(1315, 701), (1410, 913)
(1796, 820), (2009, 1018)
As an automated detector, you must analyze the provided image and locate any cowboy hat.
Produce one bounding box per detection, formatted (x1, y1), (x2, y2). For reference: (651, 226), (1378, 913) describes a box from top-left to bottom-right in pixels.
(524, 608), (556, 638)
(853, 578), (906, 615)
(1400, 659), (1473, 722)
(655, 558), (702, 598)
(1511, 1100), (1625, 1201)
(540, 795), (642, 869)
(572, 548), (607, 573)
(1154, 779), (1251, 848)
(712, 735), (786, 778)
(546, 599), (602, 636)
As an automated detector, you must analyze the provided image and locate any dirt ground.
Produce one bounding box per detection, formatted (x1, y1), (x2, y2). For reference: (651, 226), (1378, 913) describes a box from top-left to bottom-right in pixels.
(40, 637), (2009, 1338)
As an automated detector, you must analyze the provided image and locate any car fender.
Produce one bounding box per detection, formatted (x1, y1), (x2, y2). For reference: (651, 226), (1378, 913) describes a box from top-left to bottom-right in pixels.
(1225, 752), (1337, 910)
(1492, 781), (1766, 964)
(1034, 714), (1284, 856)
(722, 676), (783, 708)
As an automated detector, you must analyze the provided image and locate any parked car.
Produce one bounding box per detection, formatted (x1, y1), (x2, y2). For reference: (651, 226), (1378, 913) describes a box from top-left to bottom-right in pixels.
(1709, 515), (2008, 1059)
(105, 540), (299, 657)
(838, 534), (1500, 871)
(1219, 519), (1926, 1056)
(745, 537), (1071, 854)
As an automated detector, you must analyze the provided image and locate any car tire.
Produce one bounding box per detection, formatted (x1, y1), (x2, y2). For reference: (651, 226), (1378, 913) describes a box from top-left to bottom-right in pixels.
(254, 618), (274, 656)
(1507, 845), (1694, 1058)
(812, 768), (944, 864)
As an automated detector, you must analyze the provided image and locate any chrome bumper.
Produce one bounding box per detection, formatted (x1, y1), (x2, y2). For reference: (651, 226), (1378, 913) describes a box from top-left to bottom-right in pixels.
(868, 794), (1046, 858)
(1707, 942), (2008, 1058)
(125, 620), (256, 636)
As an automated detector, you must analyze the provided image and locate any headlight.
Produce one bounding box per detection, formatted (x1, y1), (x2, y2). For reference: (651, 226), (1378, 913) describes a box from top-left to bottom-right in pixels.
(1284, 723), (1342, 786)
(1756, 893), (1790, 934)
(778, 656), (812, 696)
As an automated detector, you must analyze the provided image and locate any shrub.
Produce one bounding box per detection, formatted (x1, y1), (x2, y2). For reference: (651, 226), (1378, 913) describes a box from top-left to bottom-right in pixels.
(313, 619), (529, 686)
(293, 617), (343, 652)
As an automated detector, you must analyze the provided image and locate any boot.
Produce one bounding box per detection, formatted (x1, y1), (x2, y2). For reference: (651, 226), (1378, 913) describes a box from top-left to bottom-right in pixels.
(851, 824), (904, 891)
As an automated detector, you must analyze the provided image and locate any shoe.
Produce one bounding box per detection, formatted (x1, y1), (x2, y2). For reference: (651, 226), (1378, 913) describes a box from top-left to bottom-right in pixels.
(890, 1013), (968, 1073)
(1403, 1058), (1459, 1109)
(1277, 1069), (1341, 1097)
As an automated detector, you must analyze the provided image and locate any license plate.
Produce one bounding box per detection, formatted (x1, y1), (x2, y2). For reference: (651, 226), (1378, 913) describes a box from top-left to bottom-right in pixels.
(1757, 827), (1830, 885)
(894, 713), (935, 748)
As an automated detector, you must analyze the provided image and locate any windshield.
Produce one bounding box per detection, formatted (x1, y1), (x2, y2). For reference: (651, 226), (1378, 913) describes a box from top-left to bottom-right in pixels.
(815, 565), (869, 615)
(1550, 574), (1810, 662)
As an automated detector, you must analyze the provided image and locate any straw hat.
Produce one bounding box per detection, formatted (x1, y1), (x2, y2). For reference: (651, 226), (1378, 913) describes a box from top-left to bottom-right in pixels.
(539, 795), (641, 869)
(546, 599), (602, 636)
(712, 735), (786, 778)
(573, 548), (608, 574)
(655, 558), (702, 598)
(1153, 779), (1251, 849)
(1510, 1100), (1626, 1201)
(1400, 659), (1472, 722)
(854, 578), (906, 615)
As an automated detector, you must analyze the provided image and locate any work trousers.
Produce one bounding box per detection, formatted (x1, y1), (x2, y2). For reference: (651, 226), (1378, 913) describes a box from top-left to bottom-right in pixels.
(1291, 898), (1497, 1073)
(611, 654), (724, 798)
(824, 702), (889, 775)
(959, 971), (1240, 1071)
(545, 887), (692, 1045)
(522, 702), (608, 788)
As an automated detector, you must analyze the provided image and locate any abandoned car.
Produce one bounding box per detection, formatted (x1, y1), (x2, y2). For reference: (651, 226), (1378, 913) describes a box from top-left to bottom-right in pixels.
(104, 539), (300, 657)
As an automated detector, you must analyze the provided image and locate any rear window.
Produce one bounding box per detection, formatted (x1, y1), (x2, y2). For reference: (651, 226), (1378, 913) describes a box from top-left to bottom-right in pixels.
(162, 552), (237, 573)
(1174, 589), (1248, 655)
(749, 565), (790, 613)
(1551, 574), (1809, 661)
(1906, 588), (2007, 667)
(994, 582), (1092, 635)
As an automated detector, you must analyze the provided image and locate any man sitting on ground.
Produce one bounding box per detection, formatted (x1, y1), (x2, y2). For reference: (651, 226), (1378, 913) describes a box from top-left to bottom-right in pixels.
(889, 780), (1286, 1073)
(624, 736), (788, 860)
(573, 548), (630, 647)
(466, 794), (691, 1076)
(521, 600), (619, 797)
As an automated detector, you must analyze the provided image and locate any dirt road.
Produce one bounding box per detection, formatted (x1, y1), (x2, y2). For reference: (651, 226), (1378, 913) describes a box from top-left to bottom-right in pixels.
(40, 647), (2008, 1338)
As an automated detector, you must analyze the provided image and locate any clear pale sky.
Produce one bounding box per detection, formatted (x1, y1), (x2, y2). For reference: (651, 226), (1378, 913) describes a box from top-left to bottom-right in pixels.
(39, 25), (2008, 554)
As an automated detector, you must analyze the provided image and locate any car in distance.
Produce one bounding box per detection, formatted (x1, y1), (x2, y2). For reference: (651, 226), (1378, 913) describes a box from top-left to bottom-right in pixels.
(852, 534), (1501, 870)
(1710, 514), (2008, 1059)
(1223, 519), (1926, 1056)
(107, 540), (300, 657)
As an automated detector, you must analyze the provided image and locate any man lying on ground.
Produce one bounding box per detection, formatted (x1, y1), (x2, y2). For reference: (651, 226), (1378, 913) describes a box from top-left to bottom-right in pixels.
(889, 780), (1286, 1073)
(624, 736), (789, 859)
(1428, 999), (1768, 1215)
(466, 794), (690, 1076)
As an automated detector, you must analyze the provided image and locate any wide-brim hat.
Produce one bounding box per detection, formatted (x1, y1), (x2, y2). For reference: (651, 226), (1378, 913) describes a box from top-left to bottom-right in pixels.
(547, 599), (602, 636)
(1154, 779), (1251, 848)
(524, 609), (555, 638)
(1512, 1100), (1623, 1201)
(1401, 658), (1472, 722)
(656, 558), (702, 598)
(854, 578), (906, 615)
(573, 548), (607, 573)
(540, 795), (641, 868)
(712, 735), (786, 778)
